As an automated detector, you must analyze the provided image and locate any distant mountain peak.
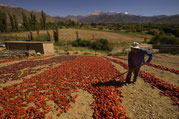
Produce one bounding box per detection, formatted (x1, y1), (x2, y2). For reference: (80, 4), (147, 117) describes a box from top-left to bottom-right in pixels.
(0, 4), (15, 8)
(89, 10), (119, 15)
(0, 4), (7, 7)
(90, 11), (104, 15)
(124, 12), (128, 15)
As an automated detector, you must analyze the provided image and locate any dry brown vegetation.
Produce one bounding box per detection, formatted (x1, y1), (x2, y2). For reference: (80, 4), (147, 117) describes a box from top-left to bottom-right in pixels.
(1, 28), (146, 43)
(0, 28), (149, 53)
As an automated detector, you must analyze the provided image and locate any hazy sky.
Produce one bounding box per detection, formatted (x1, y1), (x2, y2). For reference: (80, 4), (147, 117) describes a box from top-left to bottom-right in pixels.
(0, 0), (179, 16)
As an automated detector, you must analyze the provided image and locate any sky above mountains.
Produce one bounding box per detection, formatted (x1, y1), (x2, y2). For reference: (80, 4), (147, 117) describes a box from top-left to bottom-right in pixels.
(0, 0), (179, 16)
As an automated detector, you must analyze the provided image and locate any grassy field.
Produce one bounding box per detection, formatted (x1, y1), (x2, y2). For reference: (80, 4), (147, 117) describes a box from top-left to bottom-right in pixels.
(0, 28), (152, 54)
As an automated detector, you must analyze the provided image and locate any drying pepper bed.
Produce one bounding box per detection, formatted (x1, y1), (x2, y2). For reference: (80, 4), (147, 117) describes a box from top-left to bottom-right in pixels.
(0, 55), (178, 118)
(0, 55), (55, 64)
(0, 56), (129, 119)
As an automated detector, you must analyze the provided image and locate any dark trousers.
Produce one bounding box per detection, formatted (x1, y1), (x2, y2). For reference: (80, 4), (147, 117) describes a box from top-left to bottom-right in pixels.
(125, 67), (141, 83)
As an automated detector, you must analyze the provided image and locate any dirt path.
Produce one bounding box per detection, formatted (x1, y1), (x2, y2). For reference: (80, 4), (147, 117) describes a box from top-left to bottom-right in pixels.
(44, 89), (94, 119)
(141, 65), (179, 87)
(59, 89), (94, 119)
(111, 62), (179, 119)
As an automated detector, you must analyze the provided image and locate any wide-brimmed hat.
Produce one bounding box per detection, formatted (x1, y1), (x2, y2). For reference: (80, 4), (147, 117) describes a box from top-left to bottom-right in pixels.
(130, 42), (140, 49)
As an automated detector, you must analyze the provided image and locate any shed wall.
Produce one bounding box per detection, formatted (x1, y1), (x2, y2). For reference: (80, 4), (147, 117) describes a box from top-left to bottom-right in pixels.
(5, 43), (44, 54)
(43, 43), (54, 54)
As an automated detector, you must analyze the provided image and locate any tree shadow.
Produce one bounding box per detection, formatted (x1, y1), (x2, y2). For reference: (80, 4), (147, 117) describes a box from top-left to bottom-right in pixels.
(92, 80), (127, 88)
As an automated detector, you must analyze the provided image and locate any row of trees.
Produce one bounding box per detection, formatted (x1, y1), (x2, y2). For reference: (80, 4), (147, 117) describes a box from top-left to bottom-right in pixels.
(27, 27), (59, 42)
(8, 13), (18, 32)
(0, 9), (81, 33)
(0, 10), (7, 32)
(22, 11), (46, 31)
(89, 23), (179, 38)
(0, 10), (47, 32)
(1, 8), (179, 37)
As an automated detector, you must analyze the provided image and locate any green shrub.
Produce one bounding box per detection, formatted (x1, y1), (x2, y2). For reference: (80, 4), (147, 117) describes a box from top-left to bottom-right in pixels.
(150, 35), (179, 45)
(159, 35), (179, 45)
(54, 40), (65, 46)
(147, 29), (159, 35)
(98, 26), (103, 30)
(91, 38), (113, 51)
(72, 38), (91, 47)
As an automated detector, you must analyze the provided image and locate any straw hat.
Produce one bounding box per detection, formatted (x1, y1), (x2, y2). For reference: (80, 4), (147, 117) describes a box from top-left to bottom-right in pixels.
(130, 42), (140, 49)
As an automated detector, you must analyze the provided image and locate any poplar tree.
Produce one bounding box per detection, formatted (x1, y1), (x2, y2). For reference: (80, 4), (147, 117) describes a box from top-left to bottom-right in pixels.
(28, 31), (33, 41)
(47, 31), (51, 41)
(0, 11), (7, 32)
(8, 13), (15, 31)
(30, 12), (38, 30)
(40, 11), (46, 29)
(13, 15), (18, 31)
(53, 27), (59, 43)
(76, 31), (79, 40)
(22, 12), (30, 30)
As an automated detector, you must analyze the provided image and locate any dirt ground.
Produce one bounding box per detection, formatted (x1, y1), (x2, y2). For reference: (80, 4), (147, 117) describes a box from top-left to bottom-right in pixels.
(59, 89), (94, 119)
(0, 54), (178, 118)
(111, 62), (179, 119)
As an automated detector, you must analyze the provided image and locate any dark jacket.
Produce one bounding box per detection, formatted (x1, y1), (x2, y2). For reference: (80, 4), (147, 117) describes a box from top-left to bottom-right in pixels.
(128, 48), (152, 69)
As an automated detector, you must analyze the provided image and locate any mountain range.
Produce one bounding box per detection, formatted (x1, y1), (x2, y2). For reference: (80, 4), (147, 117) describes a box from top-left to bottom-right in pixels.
(0, 4), (179, 24)
(65, 11), (179, 24)
(0, 4), (64, 23)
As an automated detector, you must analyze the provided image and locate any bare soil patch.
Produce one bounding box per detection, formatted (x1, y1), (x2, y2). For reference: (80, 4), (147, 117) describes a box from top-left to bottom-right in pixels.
(59, 89), (94, 119)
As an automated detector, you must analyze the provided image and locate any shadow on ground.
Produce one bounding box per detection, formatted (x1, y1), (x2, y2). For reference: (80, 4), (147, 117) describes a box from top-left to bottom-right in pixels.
(92, 80), (128, 87)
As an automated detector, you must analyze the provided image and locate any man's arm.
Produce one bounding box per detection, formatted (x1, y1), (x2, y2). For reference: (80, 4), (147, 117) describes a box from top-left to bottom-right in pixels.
(144, 49), (152, 63)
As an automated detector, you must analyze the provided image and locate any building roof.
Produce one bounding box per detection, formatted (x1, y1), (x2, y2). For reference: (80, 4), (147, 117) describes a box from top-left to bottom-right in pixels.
(4, 41), (53, 44)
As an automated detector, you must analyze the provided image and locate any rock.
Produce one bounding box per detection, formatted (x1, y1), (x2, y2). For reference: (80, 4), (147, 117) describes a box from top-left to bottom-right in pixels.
(67, 51), (73, 55)
(0, 50), (29, 59)
(74, 51), (81, 54)
(37, 52), (41, 56)
(28, 50), (36, 56)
